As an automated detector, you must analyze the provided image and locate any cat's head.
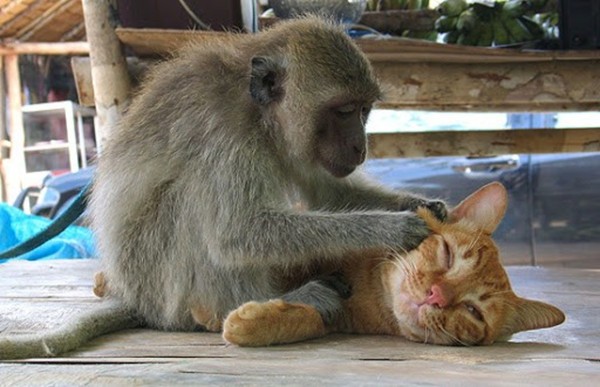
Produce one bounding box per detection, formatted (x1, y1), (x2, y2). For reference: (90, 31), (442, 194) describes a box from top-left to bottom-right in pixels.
(385, 182), (565, 345)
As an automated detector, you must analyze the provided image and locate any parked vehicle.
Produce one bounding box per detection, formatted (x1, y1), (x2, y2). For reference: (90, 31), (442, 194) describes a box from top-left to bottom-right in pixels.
(13, 167), (93, 223)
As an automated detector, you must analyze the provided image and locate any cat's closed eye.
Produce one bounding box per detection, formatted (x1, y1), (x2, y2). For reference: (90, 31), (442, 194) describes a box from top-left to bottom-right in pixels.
(442, 239), (454, 269)
(464, 302), (484, 322)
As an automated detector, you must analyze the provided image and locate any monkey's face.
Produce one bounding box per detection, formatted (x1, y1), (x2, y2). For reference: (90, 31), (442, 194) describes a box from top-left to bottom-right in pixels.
(314, 100), (372, 178)
(247, 19), (381, 178)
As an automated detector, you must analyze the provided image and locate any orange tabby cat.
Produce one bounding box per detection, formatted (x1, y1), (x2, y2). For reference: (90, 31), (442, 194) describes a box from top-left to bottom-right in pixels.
(222, 182), (565, 346)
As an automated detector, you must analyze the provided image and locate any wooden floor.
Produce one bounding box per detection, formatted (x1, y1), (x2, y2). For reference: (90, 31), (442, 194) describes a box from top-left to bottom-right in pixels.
(1, 259), (599, 385)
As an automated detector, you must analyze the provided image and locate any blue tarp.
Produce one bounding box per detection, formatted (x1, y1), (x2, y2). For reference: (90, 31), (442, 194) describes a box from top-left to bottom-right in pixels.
(0, 203), (95, 263)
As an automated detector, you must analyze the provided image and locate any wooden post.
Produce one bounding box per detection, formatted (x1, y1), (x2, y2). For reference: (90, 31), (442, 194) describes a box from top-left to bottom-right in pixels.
(0, 56), (7, 202)
(81, 0), (131, 151)
(4, 54), (25, 203)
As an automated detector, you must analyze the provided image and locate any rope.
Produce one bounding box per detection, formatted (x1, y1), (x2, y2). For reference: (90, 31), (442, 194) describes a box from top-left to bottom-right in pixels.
(0, 183), (90, 259)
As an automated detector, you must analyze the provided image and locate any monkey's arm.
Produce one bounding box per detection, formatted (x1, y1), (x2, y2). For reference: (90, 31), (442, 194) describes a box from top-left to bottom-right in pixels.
(217, 208), (428, 269)
(305, 171), (447, 219)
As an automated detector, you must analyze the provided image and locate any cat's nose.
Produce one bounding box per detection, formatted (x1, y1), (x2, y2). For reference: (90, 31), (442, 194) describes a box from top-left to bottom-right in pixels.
(426, 284), (452, 308)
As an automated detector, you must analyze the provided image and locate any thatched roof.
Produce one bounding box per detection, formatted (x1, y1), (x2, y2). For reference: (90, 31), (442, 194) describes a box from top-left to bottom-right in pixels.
(0, 0), (86, 43)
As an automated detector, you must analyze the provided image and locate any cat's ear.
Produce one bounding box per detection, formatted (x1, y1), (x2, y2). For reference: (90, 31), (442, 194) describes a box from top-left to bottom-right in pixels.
(501, 297), (565, 338)
(450, 182), (508, 234)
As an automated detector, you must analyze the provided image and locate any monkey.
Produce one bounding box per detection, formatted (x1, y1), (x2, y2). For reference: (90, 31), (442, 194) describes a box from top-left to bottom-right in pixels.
(0, 17), (445, 359)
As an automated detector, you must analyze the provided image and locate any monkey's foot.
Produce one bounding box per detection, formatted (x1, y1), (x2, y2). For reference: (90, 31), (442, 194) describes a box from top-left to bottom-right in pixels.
(93, 271), (107, 298)
(222, 299), (326, 346)
(191, 305), (222, 332)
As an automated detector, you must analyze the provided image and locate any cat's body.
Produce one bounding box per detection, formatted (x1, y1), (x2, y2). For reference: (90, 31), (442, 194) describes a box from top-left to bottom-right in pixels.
(223, 183), (566, 346)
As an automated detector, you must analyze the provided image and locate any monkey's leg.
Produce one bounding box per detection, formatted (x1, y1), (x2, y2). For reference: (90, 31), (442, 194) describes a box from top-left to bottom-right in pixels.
(222, 299), (326, 347)
(190, 305), (223, 332)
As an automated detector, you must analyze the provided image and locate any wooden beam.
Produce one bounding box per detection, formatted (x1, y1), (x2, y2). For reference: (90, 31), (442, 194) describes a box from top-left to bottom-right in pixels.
(0, 56), (7, 202)
(0, 41), (89, 55)
(367, 128), (600, 158)
(81, 0), (131, 149)
(372, 60), (600, 112)
(4, 54), (25, 202)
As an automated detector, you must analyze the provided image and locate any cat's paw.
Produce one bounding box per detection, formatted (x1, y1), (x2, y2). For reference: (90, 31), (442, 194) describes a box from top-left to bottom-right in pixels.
(222, 300), (325, 347)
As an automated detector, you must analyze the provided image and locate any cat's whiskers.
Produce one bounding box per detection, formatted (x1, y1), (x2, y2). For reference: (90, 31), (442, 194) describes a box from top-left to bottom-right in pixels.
(438, 325), (469, 346)
(390, 256), (413, 277)
(423, 326), (432, 344)
(388, 246), (410, 261)
(465, 229), (484, 254)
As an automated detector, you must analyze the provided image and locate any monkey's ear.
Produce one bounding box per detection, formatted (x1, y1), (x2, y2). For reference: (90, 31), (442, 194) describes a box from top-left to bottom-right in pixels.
(250, 56), (284, 105)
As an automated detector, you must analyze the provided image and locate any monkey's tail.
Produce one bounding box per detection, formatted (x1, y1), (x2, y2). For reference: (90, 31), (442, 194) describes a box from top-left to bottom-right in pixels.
(0, 301), (140, 360)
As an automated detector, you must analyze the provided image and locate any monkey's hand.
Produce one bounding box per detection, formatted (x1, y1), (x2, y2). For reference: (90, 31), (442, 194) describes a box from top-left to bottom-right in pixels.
(372, 211), (431, 252)
(401, 198), (448, 222)
(390, 212), (432, 252)
(419, 199), (448, 222)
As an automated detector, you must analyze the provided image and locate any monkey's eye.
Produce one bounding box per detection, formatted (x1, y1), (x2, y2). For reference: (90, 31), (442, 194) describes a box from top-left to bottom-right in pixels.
(335, 103), (357, 116)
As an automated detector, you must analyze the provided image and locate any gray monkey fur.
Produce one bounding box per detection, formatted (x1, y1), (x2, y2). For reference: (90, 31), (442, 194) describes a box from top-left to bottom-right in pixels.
(0, 17), (442, 359)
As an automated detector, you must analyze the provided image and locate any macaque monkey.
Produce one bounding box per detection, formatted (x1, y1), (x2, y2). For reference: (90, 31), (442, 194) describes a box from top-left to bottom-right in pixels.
(0, 16), (444, 359)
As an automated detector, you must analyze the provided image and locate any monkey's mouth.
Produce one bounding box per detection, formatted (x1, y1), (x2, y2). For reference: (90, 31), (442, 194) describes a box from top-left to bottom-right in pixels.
(326, 162), (356, 178)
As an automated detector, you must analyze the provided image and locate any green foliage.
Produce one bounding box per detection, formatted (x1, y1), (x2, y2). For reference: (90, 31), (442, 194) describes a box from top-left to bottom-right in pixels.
(434, 0), (557, 46)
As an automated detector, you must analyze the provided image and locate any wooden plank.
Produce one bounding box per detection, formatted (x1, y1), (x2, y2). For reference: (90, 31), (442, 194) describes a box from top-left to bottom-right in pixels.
(367, 128), (600, 158)
(0, 358), (597, 385)
(373, 60), (600, 111)
(0, 259), (599, 384)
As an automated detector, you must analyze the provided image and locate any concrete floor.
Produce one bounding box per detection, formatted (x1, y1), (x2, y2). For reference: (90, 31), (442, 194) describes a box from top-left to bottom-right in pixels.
(0, 259), (598, 385)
